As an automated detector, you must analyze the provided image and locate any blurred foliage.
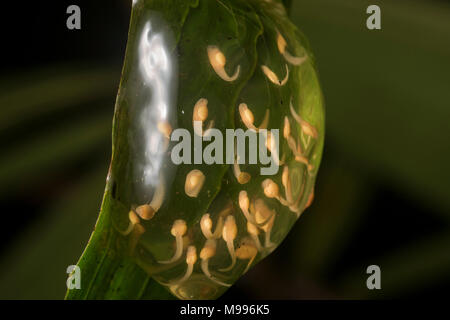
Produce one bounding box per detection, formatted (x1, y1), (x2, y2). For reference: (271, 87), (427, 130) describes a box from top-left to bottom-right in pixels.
(0, 0), (449, 299)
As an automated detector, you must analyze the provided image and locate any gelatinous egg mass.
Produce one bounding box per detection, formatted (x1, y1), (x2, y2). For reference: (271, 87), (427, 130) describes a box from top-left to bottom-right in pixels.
(109, 0), (325, 299)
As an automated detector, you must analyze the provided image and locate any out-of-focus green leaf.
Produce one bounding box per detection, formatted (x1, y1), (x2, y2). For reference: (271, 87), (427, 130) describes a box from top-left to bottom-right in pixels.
(292, 157), (372, 278)
(282, 0), (292, 14)
(291, 0), (450, 215)
(0, 67), (118, 132)
(0, 166), (106, 299)
(0, 112), (110, 194)
(338, 232), (450, 298)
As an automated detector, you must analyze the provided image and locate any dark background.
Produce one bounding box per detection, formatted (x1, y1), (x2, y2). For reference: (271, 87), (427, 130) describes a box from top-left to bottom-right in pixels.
(0, 0), (449, 299)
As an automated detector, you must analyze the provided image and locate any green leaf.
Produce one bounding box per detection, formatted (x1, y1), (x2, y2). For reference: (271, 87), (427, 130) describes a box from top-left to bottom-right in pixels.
(68, 0), (324, 300)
